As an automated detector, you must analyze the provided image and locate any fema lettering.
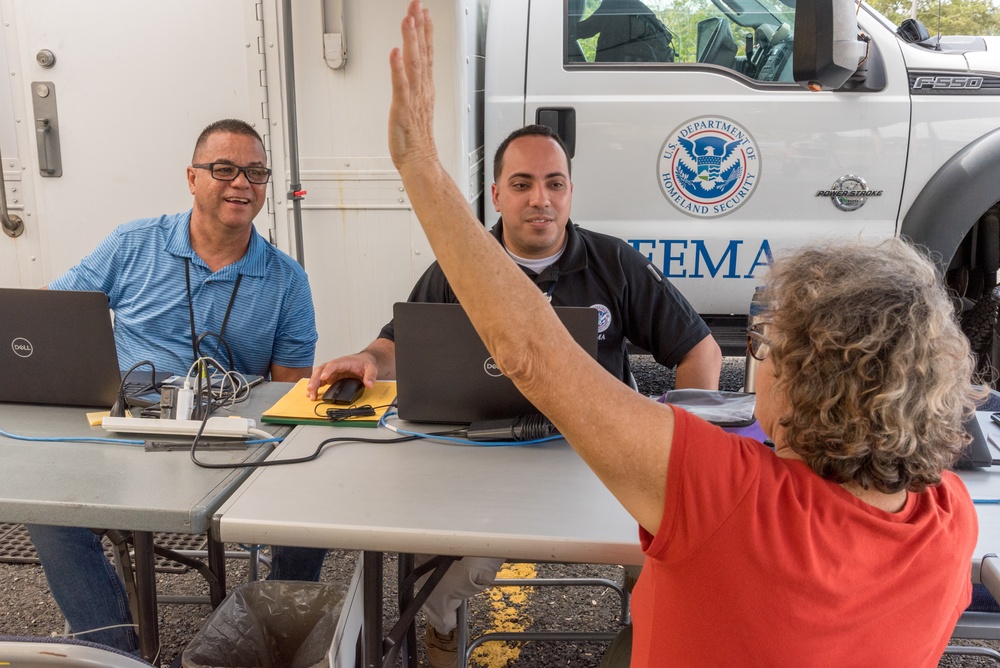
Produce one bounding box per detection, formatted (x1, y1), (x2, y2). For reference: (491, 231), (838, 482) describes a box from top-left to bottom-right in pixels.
(629, 239), (773, 279)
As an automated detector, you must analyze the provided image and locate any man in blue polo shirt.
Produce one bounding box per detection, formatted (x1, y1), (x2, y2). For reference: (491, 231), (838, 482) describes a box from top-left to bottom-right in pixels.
(27, 119), (321, 654)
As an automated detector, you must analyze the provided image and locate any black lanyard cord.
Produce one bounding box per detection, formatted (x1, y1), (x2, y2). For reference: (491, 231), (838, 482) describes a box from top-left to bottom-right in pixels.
(185, 258), (243, 370)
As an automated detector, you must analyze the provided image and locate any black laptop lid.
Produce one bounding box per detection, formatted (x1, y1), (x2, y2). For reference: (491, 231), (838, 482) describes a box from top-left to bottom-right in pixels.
(0, 288), (121, 407)
(394, 302), (599, 424)
(961, 412), (998, 469)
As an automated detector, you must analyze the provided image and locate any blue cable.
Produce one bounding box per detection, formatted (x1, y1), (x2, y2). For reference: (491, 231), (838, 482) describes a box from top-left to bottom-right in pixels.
(0, 427), (144, 446)
(244, 437), (284, 445)
(974, 499), (1000, 505)
(378, 411), (562, 447)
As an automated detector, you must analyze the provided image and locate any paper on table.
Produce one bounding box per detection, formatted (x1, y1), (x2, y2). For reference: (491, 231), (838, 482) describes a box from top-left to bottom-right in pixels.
(261, 378), (397, 427)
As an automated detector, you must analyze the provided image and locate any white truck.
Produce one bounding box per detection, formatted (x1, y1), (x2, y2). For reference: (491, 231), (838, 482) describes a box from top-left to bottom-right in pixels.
(2, 0), (999, 373)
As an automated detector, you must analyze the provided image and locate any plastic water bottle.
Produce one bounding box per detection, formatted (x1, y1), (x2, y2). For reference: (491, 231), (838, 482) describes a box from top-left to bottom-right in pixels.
(744, 286), (767, 393)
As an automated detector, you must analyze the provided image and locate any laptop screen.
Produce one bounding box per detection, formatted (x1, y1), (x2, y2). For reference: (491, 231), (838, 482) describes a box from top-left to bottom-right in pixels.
(393, 302), (599, 424)
(0, 288), (121, 407)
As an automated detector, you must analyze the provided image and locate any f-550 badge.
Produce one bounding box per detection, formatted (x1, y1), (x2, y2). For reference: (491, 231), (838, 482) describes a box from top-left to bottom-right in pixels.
(658, 116), (761, 219)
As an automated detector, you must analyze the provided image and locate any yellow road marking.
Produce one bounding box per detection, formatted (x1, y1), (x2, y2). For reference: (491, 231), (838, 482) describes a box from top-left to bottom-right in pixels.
(470, 562), (537, 667)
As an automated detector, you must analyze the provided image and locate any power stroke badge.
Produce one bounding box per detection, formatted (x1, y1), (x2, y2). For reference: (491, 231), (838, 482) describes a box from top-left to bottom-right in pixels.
(658, 117), (761, 218)
(817, 175), (882, 212)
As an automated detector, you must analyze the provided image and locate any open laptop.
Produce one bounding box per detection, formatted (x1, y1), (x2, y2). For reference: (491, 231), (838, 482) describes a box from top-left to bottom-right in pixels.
(1, 288), (123, 408)
(965, 411), (999, 468)
(394, 302), (599, 424)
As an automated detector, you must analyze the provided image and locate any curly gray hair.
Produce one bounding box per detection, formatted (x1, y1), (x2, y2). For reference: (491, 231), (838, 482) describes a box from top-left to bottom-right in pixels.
(764, 240), (986, 493)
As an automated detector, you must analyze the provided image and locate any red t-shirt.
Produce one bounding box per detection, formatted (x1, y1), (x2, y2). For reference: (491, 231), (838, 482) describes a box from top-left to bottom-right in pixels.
(630, 408), (977, 667)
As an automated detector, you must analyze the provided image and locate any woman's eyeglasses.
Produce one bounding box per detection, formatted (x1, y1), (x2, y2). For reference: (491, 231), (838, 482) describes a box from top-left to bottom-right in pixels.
(747, 322), (772, 361)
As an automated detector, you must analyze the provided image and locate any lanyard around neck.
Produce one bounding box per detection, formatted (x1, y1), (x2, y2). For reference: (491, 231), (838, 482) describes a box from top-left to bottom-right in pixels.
(184, 258), (243, 368)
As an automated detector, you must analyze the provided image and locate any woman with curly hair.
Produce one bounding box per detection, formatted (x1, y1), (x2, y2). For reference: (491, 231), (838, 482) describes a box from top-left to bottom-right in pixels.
(388, 4), (981, 664)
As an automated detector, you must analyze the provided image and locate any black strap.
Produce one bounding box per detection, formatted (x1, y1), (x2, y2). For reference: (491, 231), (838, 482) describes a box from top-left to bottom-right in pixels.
(185, 258), (243, 368)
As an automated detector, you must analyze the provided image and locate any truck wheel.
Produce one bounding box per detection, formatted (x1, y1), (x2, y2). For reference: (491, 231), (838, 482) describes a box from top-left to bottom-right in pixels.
(954, 208), (1000, 387)
(961, 287), (999, 384)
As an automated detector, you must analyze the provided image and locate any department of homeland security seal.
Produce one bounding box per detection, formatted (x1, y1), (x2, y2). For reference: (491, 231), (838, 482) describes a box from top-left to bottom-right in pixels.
(658, 116), (761, 218)
(592, 304), (612, 333)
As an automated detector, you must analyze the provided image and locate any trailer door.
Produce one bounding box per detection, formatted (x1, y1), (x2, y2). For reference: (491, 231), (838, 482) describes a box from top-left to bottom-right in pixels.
(0, 0), (270, 287)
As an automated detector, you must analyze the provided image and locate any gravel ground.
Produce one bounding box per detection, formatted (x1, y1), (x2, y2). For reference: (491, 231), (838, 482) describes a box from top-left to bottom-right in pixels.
(0, 356), (996, 667)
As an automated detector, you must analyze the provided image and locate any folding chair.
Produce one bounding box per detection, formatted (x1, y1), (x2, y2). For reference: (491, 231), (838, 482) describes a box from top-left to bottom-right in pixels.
(453, 563), (631, 668)
(0, 635), (153, 666)
(946, 553), (1000, 663)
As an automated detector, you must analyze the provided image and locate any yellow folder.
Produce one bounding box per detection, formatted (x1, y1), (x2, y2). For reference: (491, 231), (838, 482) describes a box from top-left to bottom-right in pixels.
(261, 379), (397, 427)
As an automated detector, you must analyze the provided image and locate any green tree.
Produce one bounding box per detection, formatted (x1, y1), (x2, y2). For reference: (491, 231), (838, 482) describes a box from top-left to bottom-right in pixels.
(867, 0), (1000, 36)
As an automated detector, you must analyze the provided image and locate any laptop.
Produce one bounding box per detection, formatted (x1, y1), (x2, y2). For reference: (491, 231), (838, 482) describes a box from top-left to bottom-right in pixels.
(393, 302), (599, 423)
(965, 411), (999, 468)
(0, 288), (122, 407)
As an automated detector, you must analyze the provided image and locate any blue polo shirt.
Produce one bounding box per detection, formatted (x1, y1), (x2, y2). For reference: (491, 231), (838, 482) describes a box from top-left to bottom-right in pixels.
(50, 211), (317, 376)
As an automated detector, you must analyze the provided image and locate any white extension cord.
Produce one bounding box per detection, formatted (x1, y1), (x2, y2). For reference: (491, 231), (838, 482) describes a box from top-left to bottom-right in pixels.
(102, 416), (255, 437)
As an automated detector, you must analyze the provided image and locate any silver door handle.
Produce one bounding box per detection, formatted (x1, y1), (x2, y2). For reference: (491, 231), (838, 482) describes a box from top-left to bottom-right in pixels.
(0, 152), (24, 238)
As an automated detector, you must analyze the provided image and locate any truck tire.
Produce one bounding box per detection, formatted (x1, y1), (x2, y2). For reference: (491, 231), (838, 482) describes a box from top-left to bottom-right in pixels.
(962, 287), (999, 383)
(957, 210), (1000, 386)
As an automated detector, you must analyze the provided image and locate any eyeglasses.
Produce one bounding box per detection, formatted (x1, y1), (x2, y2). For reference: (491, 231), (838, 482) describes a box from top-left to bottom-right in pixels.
(747, 322), (772, 361)
(192, 162), (271, 184)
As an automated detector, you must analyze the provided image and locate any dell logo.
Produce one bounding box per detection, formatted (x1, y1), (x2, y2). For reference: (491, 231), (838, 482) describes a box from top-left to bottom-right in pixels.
(483, 357), (504, 378)
(11, 337), (33, 358)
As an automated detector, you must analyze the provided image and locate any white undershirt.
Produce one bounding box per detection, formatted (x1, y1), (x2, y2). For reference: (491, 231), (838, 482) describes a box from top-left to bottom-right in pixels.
(505, 244), (566, 273)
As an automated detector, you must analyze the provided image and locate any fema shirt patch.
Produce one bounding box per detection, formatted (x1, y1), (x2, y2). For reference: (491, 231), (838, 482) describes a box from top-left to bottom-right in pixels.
(592, 304), (612, 333)
(658, 116), (761, 218)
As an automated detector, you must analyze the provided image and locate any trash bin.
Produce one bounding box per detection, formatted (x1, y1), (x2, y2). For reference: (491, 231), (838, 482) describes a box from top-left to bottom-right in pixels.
(182, 581), (346, 668)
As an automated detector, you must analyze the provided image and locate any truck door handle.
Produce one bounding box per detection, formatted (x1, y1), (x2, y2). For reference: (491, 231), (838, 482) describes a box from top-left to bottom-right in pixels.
(536, 108), (577, 159)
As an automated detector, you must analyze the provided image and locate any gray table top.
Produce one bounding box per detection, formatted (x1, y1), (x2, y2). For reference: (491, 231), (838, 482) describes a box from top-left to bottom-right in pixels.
(215, 421), (645, 566)
(216, 413), (1000, 572)
(0, 382), (291, 533)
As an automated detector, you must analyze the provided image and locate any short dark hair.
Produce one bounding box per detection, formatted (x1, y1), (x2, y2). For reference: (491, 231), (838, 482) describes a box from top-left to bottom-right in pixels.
(192, 119), (265, 162)
(492, 125), (572, 183)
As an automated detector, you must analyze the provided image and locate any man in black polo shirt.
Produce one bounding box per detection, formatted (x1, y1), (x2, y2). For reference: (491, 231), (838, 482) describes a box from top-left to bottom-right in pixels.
(307, 124), (721, 667)
(308, 124), (721, 395)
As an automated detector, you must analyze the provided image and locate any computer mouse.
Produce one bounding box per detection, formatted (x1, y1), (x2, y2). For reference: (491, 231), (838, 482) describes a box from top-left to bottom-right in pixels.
(322, 377), (365, 405)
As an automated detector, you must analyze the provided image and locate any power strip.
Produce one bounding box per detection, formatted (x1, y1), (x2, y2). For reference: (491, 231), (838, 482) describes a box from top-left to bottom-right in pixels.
(102, 416), (255, 437)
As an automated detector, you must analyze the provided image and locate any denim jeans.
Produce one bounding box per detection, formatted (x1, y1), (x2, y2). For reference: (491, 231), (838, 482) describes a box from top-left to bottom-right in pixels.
(27, 524), (139, 653)
(267, 545), (328, 581)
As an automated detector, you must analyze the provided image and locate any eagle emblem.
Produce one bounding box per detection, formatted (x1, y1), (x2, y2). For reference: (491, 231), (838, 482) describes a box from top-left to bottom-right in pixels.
(657, 117), (761, 219)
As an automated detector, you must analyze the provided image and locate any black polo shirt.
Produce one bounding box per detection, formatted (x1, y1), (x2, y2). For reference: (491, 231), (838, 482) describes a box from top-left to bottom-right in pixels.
(378, 219), (710, 382)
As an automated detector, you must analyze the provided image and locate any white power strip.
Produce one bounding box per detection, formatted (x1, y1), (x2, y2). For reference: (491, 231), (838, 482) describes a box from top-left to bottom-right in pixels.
(102, 416), (255, 437)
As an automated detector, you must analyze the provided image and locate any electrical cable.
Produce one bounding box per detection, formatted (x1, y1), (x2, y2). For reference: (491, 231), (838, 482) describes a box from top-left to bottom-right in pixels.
(0, 427), (144, 446)
(113, 360), (160, 417)
(189, 409), (464, 469)
(313, 402), (394, 422)
(378, 411), (563, 447)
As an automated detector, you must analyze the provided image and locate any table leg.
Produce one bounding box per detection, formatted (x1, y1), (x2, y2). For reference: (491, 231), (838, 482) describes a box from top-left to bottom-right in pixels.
(132, 531), (160, 663)
(206, 528), (228, 607)
(398, 553), (418, 668)
(363, 551), (383, 668)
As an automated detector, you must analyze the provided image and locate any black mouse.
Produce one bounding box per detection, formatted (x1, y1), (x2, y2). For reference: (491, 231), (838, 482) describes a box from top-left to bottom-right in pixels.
(322, 377), (365, 405)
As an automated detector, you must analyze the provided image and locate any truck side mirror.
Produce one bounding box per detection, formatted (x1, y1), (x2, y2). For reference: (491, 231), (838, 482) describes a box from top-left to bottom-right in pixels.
(793, 0), (867, 91)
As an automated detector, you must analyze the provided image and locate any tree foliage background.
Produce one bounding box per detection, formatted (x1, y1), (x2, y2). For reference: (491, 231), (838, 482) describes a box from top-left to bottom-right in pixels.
(867, 0), (1000, 35)
(577, 0), (1000, 63)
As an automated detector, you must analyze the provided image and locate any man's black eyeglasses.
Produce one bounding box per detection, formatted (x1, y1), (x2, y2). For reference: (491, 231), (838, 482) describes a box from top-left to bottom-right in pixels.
(192, 162), (271, 185)
(747, 322), (772, 361)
